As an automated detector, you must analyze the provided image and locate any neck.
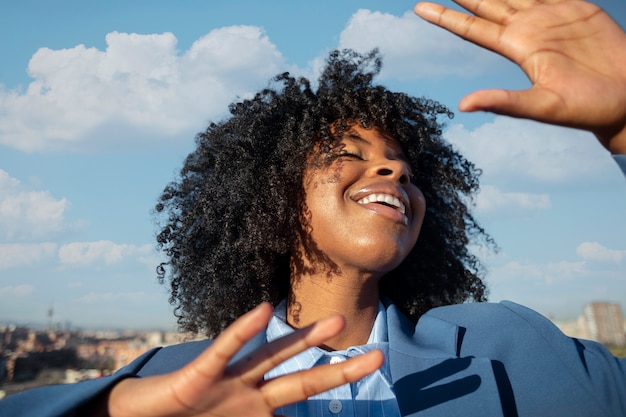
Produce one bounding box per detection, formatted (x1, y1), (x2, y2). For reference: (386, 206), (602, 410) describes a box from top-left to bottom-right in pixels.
(287, 268), (380, 350)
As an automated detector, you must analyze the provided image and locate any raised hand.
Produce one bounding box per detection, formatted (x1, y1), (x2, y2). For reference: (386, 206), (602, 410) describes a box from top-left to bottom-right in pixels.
(104, 303), (383, 417)
(414, 0), (626, 153)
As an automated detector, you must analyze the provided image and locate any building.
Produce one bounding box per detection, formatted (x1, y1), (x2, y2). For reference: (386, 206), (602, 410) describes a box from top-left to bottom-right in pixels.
(583, 302), (626, 347)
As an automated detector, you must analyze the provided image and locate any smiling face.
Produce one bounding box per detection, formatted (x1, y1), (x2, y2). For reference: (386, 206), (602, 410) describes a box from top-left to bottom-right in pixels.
(295, 124), (426, 280)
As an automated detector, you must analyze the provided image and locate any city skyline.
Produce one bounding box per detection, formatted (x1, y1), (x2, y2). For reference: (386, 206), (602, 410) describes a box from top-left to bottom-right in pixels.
(1, 0), (626, 329)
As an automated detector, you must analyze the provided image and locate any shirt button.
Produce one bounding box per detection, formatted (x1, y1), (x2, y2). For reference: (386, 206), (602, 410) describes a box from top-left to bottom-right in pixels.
(328, 399), (343, 414)
(329, 356), (344, 365)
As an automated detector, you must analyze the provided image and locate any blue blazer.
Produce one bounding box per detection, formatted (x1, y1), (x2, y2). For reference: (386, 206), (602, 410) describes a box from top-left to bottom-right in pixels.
(2, 300), (625, 416)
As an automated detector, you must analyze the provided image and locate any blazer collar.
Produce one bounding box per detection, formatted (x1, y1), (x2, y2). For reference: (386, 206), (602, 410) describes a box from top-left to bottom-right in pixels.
(384, 300), (463, 360)
(383, 303), (500, 417)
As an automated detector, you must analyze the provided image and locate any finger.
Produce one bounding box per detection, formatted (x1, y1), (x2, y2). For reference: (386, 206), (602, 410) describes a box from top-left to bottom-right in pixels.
(229, 314), (347, 383)
(414, 2), (505, 54)
(534, 0), (563, 5)
(456, 0), (541, 11)
(261, 349), (385, 409)
(187, 302), (274, 382)
(459, 87), (564, 123)
(450, 0), (518, 23)
(456, 0), (555, 11)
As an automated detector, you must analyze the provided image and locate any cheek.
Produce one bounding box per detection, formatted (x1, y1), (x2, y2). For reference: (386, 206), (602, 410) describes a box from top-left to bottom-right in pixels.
(301, 174), (344, 233)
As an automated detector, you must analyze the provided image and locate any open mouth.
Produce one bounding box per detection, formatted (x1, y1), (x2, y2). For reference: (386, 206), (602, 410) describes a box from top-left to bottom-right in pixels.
(356, 193), (406, 214)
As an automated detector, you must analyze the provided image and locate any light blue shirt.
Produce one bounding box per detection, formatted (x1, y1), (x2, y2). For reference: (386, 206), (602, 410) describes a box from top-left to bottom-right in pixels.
(266, 300), (401, 417)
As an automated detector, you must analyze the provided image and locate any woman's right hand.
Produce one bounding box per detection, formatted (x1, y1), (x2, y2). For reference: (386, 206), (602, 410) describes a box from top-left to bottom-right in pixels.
(414, 0), (626, 153)
(104, 303), (383, 417)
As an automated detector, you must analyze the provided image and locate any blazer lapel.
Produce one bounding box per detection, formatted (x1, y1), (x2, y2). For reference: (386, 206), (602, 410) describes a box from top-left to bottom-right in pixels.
(385, 303), (509, 417)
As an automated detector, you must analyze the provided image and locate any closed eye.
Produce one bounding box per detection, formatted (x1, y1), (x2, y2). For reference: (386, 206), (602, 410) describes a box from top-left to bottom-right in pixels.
(336, 152), (364, 160)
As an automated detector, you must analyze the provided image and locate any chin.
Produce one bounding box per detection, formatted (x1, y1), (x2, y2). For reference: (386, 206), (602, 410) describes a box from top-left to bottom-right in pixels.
(359, 251), (408, 275)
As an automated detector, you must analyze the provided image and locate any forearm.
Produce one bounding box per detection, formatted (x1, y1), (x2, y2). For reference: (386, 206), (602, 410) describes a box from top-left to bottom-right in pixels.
(0, 373), (131, 417)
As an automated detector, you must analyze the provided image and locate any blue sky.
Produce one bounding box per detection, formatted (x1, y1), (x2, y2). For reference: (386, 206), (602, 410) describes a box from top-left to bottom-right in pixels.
(1, 0), (626, 331)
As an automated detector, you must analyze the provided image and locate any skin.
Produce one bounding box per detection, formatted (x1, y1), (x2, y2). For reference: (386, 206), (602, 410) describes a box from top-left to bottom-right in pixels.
(100, 0), (626, 415)
(414, 0), (626, 152)
(103, 304), (383, 417)
(288, 125), (426, 350)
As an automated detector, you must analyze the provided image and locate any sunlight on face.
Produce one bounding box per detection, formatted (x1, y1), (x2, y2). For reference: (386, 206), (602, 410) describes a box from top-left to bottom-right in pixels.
(294, 123), (426, 280)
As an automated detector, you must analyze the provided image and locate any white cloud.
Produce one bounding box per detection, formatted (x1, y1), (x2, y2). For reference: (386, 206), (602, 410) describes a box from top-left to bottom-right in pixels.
(0, 242), (57, 269)
(138, 252), (166, 270)
(576, 242), (626, 263)
(0, 27), (285, 152)
(475, 185), (550, 214)
(338, 10), (505, 79)
(0, 170), (72, 241)
(444, 117), (616, 185)
(484, 254), (626, 319)
(0, 284), (35, 297)
(58, 240), (153, 267)
(489, 260), (588, 285)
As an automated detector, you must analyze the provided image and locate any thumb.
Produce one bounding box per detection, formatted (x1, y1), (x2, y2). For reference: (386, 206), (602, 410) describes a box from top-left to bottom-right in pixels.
(459, 88), (563, 124)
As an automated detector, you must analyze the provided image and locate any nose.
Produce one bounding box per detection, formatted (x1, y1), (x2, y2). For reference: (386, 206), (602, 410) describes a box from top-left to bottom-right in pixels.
(371, 159), (411, 185)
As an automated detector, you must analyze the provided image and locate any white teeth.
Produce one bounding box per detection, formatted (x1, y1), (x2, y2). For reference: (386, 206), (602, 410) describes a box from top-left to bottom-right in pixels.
(356, 193), (406, 214)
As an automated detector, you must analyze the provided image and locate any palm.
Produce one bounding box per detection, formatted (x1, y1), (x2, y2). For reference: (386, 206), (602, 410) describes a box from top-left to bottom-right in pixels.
(105, 303), (383, 417)
(415, 0), (626, 151)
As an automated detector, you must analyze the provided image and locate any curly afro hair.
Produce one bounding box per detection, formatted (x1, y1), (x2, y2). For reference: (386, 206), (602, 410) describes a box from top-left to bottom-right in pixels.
(155, 49), (491, 336)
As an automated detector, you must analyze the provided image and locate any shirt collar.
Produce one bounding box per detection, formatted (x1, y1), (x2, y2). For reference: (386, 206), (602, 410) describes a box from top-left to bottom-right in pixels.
(267, 300), (389, 344)
(266, 300), (392, 382)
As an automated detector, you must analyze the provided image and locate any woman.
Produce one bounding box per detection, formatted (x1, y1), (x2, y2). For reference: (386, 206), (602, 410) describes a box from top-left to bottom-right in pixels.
(3, 0), (626, 416)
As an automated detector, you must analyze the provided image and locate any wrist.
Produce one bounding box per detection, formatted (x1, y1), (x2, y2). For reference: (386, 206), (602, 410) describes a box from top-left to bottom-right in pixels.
(609, 132), (626, 154)
(595, 122), (626, 154)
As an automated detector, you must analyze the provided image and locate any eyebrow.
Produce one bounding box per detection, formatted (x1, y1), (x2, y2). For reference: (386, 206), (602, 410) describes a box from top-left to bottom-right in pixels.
(344, 132), (371, 145)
